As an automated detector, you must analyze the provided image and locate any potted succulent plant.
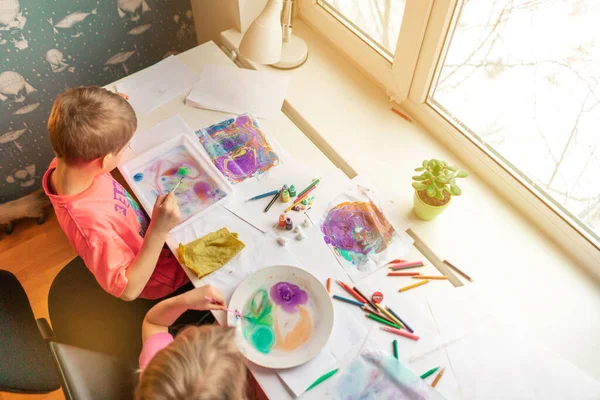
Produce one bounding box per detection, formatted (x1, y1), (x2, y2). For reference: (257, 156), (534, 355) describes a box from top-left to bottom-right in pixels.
(412, 159), (468, 221)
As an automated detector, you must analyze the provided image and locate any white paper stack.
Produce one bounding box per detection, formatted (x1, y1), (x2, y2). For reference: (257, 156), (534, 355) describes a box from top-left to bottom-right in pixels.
(185, 64), (290, 119)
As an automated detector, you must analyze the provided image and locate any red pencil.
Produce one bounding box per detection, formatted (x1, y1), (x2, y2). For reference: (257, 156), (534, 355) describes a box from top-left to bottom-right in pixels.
(337, 280), (367, 304)
(381, 326), (420, 341)
(388, 260), (423, 268)
(385, 259), (406, 265)
(387, 272), (421, 277)
(391, 107), (413, 122)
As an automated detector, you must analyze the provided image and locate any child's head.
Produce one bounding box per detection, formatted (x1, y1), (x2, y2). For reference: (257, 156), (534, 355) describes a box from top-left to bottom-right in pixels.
(48, 86), (136, 171)
(136, 326), (247, 400)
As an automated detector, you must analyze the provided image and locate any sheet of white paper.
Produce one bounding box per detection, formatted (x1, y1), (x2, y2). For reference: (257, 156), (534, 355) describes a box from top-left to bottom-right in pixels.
(130, 114), (197, 154)
(277, 304), (369, 397)
(186, 64), (290, 119)
(425, 284), (532, 345)
(445, 332), (600, 400)
(116, 56), (197, 115)
(224, 158), (319, 233)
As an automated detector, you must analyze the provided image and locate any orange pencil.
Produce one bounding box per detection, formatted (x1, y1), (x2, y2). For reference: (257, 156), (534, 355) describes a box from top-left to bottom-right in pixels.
(431, 367), (445, 387)
(399, 279), (429, 292)
(327, 278), (331, 294)
(388, 272), (421, 277)
(337, 280), (367, 304)
(412, 275), (448, 280)
(391, 107), (413, 122)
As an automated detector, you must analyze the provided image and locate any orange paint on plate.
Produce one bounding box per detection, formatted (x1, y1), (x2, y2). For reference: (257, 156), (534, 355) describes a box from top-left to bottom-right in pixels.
(274, 306), (313, 351)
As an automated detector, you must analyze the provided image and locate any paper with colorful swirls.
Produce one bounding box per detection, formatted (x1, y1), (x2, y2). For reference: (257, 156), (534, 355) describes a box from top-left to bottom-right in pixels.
(196, 114), (280, 184)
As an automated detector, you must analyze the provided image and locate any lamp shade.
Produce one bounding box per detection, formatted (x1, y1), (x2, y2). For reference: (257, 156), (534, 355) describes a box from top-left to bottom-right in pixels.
(239, 0), (283, 64)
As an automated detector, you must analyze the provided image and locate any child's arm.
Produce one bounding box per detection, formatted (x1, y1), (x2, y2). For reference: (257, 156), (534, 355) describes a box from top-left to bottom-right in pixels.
(142, 285), (226, 342)
(120, 192), (181, 301)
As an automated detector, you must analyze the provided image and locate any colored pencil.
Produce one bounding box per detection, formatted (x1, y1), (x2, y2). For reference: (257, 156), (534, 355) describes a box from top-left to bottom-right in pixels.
(431, 367), (445, 388)
(326, 278), (331, 294)
(385, 306), (414, 333)
(393, 340), (398, 359)
(366, 313), (402, 329)
(391, 107), (413, 122)
(420, 367), (440, 380)
(381, 326), (420, 341)
(353, 286), (378, 311)
(412, 275), (448, 280)
(443, 259), (474, 282)
(306, 368), (338, 391)
(246, 189), (279, 202)
(388, 260), (424, 269)
(285, 186), (316, 212)
(385, 258), (406, 265)
(296, 178), (320, 199)
(375, 303), (403, 328)
(387, 272), (421, 277)
(361, 307), (396, 324)
(399, 279), (429, 292)
(389, 264), (425, 271)
(333, 294), (364, 307)
(337, 280), (367, 304)
(263, 190), (281, 212)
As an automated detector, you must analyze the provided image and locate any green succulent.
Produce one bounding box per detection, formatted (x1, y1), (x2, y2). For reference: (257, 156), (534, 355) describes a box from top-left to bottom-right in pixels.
(412, 159), (468, 200)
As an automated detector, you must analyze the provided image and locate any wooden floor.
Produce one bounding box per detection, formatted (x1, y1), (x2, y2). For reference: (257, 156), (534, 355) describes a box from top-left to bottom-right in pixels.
(0, 208), (76, 400)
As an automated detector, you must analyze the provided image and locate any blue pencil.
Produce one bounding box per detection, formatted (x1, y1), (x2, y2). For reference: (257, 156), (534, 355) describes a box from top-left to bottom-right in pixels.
(385, 306), (414, 333)
(246, 189), (279, 202)
(333, 294), (365, 307)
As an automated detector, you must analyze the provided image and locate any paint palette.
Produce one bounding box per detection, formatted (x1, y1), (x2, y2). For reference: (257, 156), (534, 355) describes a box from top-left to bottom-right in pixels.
(121, 134), (232, 232)
(227, 265), (333, 369)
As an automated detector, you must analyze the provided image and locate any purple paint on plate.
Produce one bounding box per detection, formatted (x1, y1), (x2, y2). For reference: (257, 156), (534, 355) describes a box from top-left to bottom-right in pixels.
(270, 282), (308, 313)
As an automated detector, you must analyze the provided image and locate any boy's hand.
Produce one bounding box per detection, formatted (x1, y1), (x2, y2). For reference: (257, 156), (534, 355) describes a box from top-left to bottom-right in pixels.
(150, 191), (181, 235)
(184, 285), (227, 311)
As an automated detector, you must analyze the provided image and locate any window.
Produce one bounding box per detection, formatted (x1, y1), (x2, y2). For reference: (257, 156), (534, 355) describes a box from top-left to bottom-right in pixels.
(300, 0), (600, 264)
(318, 0), (407, 59)
(429, 0), (600, 241)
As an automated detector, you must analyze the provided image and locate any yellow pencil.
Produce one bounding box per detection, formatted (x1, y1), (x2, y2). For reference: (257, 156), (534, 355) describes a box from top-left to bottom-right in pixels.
(399, 279), (429, 292)
(431, 367), (445, 387)
(412, 276), (448, 280)
(375, 303), (404, 328)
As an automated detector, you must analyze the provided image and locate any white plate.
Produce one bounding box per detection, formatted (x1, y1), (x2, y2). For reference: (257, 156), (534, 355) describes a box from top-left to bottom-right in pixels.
(227, 265), (333, 369)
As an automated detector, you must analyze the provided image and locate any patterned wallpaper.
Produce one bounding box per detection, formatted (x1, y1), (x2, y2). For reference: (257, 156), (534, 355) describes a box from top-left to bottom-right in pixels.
(0, 0), (197, 203)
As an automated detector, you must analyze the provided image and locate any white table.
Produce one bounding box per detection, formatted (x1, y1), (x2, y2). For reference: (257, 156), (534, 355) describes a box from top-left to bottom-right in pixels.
(112, 41), (591, 400)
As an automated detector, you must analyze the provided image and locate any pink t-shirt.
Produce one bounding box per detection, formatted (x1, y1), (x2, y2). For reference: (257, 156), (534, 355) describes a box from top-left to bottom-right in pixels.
(43, 159), (188, 299)
(139, 332), (174, 369)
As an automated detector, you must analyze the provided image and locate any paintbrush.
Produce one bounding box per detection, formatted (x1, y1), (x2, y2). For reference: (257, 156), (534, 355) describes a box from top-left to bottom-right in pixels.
(204, 296), (246, 319)
(171, 176), (185, 193)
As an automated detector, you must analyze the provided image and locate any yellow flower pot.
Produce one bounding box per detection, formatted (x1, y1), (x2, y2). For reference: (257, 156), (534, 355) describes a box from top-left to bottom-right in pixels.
(413, 190), (450, 221)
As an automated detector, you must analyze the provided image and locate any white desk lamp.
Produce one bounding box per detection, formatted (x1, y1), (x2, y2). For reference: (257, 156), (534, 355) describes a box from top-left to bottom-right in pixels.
(239, 0), (308, 69)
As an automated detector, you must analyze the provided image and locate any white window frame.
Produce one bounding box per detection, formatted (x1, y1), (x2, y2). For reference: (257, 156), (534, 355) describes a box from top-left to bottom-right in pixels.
(298, 0), (600, 271)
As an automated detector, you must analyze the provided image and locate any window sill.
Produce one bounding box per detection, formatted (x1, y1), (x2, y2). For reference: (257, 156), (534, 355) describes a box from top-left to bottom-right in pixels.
(220, 21), (600, 379)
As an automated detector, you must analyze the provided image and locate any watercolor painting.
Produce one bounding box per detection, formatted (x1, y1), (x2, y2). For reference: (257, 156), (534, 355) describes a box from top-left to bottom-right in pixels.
(130, 145), (227, 223)
(319, 184), (409, 280)
(196, 114), (280, 184)
(335, 348), (439, 400)
(241, 282), (314, 355)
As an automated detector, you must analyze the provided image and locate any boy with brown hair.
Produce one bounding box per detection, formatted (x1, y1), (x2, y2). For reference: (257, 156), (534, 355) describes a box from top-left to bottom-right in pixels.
(43, 86), (188, 301)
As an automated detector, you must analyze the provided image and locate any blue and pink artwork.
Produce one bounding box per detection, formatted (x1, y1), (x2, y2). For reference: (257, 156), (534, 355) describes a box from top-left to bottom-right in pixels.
(196, 114), (280, 184)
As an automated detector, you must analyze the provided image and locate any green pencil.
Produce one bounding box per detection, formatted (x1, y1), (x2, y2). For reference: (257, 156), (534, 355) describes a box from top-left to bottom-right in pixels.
(296, 178), (320, 199)
(306, 368), (339, 391)
(366, 313), (402, 329)
(393, 340), (398, 359)
(420, 366), (440, 379)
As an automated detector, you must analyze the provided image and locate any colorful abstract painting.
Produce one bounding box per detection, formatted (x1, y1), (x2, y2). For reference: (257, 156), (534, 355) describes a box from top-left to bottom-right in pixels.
(335, 348), (441, 400)
(320, 184), (409, 280)
(196, 114), (280, 184)
(241, 282), (314, 355)
(130, 145), (227, 223)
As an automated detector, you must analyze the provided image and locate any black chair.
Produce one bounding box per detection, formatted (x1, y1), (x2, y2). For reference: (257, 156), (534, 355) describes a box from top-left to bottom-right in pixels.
(0, 266), (137, 399)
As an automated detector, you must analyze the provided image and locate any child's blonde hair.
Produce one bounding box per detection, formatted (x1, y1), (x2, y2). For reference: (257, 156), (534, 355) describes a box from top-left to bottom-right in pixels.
(48, 86), (137, 164)
(135, 326), (247, 400)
